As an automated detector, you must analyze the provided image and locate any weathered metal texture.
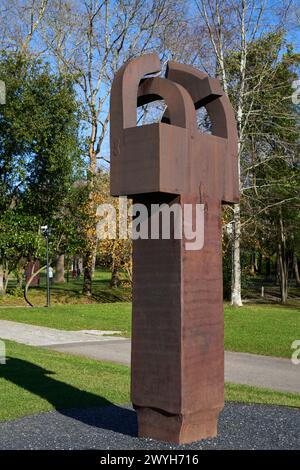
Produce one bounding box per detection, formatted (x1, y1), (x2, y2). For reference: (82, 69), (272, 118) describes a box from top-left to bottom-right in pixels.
(110, 53), (239, 444)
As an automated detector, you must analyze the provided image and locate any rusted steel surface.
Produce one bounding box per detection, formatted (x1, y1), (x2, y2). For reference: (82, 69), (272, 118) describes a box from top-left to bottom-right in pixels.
(110, 53), (239, 444)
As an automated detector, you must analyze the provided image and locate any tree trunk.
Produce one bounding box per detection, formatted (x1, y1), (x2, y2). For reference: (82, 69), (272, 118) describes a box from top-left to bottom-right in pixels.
(110, 265), (121, 288)
(24, 263), (46, 307)
(54, 254), (65, 283)
(82, 144), (97, 296)
(293, 254), (300, 286)
(17, 270), (23, 289)
(257, 253), (263, 275)
(275, 256), (280, 285)
(229, 2), (245, 308)
(278, 247), (288, 304)
(278, 210), (288, 304)
(109, 240), (121, 288)
(16, 258), (26, 288)
(266, 257), (271, 278)
(83, 253), (93, 296)
(254, 255), (258, 272)
(0, 264), (4, 296)
(4, 264), (9, 292)
(92, 254), (96, 274)
(250, 253), (255, 275)
(231, 203), (243, 306)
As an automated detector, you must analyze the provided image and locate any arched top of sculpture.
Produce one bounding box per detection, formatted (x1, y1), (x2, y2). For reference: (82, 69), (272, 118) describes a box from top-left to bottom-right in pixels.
(166, 61), (223, 107)
(110, 53), (161, 139)
(110, 53), (237, 146)
(110, 53), (198, 138)
(137, 77), (197, 132)
(166, 61), (237, 141)
(110, 53), (239, 203)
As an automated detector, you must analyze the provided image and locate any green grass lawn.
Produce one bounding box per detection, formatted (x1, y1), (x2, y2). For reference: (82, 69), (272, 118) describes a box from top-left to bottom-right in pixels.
(0, 340), (299, 422)
(0, 303), (132, 336)
(0, 269), (131, 307)
(0, 302), (299, 357)
(224, 302), (300, 358)
(0, 340), (130, 421)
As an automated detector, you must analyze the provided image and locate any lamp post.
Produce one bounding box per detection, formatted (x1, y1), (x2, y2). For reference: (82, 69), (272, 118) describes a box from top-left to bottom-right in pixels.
(41, 225), (51, 308)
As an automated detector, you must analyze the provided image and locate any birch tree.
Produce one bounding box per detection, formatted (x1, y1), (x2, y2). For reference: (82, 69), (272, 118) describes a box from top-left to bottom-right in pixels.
(194, 0), (295, 306)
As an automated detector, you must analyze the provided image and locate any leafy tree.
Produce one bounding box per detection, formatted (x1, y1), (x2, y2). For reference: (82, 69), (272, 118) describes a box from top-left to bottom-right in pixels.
(0, 52), (82, 297)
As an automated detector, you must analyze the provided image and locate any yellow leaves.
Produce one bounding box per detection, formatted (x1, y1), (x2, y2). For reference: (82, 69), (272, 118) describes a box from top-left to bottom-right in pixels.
(77, 171), (132, 283)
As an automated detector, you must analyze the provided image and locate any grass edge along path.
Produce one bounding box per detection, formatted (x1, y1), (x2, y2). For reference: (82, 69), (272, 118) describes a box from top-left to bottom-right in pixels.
(0, 302), (299, 357)
(0, 303), (132, 336)
(0, 340), (299, 422)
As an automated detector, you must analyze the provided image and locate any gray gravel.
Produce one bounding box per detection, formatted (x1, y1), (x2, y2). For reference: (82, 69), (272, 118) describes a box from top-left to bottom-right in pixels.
(0, 403), (299, 450)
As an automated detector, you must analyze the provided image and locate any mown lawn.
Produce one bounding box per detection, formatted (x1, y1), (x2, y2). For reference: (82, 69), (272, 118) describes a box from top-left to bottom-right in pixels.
(224, 302), (300, 358)
(0, 269), (131, 307)
(0, 341), (299, 422)
(0, 302), (299, 357)
(0, 340), (130, 421)
(0, 303), (132, 336)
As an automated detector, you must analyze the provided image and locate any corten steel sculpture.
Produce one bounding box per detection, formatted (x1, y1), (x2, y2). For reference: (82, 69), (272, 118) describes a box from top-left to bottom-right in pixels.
(110, 53), (239, 444)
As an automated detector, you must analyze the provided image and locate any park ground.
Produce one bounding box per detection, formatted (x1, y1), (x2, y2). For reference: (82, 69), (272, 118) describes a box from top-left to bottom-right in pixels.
(0, 270), (299, 422)
(0, 302), (299, 358)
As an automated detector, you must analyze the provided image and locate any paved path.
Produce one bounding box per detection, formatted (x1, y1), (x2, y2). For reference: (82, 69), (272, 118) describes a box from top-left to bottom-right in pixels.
(225, 351), (300, 394)
(0, 319), (125, 346)
(1, 319), (300, 394)
(47, 338), (132, 364)
(0, 403), (299, 449)
(47, 340), (300, 394)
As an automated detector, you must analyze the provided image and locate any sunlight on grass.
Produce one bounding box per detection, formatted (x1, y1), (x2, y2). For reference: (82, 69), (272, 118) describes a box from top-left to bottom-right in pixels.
(0, 340), (130, 421)
(0, 302), (299, 356)
(1, 341), (299, 422)
(224, 303), (300, 358)
(0, 303), (132, 336)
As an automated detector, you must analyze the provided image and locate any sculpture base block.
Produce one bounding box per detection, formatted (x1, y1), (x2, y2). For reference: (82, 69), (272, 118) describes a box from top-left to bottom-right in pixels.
(135, 407), (220, 444)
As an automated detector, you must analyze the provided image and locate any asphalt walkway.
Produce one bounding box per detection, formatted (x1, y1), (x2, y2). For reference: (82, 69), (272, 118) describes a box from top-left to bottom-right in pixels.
(1, 319), (299, 394)
(0, 319), (125, 346)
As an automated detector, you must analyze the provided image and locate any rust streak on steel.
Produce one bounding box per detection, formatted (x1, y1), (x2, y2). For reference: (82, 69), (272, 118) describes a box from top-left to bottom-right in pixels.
(110, 53), (239, 444)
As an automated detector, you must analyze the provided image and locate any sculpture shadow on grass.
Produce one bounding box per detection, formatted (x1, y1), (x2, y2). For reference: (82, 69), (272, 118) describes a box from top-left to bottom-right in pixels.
(0, 357), (137, 438)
